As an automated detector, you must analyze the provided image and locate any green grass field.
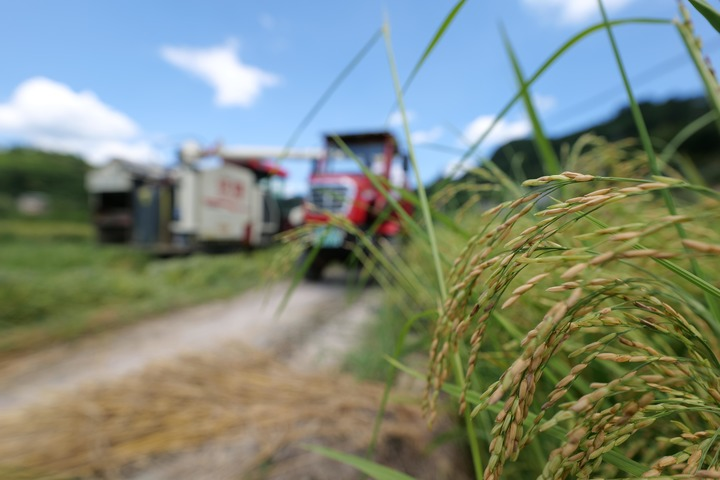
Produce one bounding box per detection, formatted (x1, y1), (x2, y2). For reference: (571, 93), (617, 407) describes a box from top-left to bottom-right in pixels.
(0, 219), (279, 356)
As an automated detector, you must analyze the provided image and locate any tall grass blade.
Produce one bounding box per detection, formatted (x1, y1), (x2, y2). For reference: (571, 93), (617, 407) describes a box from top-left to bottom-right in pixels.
(597, 2), (661, 175)
(397, 188), (472, 239)
(675, 4), (720, 134)
(501, 26), (561, 175)
(303, 445), (416, 480)
(456, 18), (670, 167)
(689, 0), (720, 33)
(275, 235), (325, 317)
(401, 0), (467, 95)
(282, 28), (382, 153)
(382, 21), (447, 300)
(660, 110), (717, 185)
(367, 310), (434, 457)
(597, 0), (720, 326)
(384, 17), (484, 479)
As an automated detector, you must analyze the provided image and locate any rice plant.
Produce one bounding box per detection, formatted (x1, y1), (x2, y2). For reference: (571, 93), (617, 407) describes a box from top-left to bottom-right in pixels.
(297, 1), (720, 478)
(427, 169), (720, 479)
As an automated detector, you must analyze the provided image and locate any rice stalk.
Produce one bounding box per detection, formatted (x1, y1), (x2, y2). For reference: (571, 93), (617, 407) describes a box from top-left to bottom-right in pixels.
(426, 170), (720, 479)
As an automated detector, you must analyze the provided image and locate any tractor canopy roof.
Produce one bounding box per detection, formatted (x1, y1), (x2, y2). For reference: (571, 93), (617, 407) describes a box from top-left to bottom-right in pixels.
(324, 131), (399, 153)
(223, 158), (288, 179)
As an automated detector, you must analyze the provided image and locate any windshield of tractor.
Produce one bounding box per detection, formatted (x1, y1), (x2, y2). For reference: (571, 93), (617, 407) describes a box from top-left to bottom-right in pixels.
(318, 142), (385, 175)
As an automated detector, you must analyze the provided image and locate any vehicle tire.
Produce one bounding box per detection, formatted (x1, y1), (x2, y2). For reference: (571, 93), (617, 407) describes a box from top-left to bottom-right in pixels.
(305, 263), (324, 281)
(297, 250), (325, 281)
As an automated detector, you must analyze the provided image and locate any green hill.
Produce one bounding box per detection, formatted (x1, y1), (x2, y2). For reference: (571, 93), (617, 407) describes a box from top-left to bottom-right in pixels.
(428, 96), (720, 206)
(0, 148), (90, 221)
(490, 96), (720, 184)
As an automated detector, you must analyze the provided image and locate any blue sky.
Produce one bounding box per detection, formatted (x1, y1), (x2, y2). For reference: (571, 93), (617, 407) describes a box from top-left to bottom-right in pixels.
(0, 1), (717, 195)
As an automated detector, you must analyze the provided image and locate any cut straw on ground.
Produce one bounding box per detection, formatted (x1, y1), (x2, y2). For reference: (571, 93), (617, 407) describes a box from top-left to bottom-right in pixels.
(0, 343), (467, 480)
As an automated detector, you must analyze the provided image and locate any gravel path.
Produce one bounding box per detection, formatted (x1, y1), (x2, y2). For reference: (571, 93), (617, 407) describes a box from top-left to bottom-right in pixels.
(0, 273), (381, 414)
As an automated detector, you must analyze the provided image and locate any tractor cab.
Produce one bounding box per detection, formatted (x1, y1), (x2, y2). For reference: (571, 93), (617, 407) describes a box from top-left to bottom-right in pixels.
(308, 131), (409, 229)
(303, 131), (412, 280)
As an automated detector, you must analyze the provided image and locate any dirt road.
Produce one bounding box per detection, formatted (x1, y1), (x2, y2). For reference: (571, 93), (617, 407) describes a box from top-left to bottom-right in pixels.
(0, 273), (381, 414)
(0, 273), (471, 480)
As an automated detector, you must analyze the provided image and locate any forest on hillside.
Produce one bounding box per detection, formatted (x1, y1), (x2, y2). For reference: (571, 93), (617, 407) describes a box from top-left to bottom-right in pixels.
(489, 96), (720, 184)
(0, 149), (89, 220)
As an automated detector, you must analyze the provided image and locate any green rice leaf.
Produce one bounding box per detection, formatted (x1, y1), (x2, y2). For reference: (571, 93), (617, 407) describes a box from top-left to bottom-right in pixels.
(598, 0), (720, 326)
(457, 17), (669, 167)
(676, 6), (720, 135)
(659, 110), (717, 184)
(501, 25), (561, 175)
(283, 29), (382, 153)
(303, 445), (417, 480)
(402, 0), (467, 94)
(383, 21), (448, 301)
(689, 0), (720, 34)
(367, 310), (434, 457)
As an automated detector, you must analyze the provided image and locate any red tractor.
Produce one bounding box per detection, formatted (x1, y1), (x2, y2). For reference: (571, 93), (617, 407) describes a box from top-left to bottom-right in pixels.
(302, 131), (412, 280)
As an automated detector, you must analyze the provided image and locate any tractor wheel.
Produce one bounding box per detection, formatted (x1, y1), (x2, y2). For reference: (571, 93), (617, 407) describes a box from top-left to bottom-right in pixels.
(304, 261), (324, 281)
(297, 250), (325, 282)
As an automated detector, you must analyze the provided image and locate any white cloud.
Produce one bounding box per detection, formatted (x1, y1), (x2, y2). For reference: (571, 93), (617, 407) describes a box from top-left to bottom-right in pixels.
(411, 126), (444, 145)
(0, 77), (162, 165)
(160, 38), (280, 108)
(0, 77), (138, 140)
(522, 0), (635, 24)
(388, 109), (416, 127)
(32, 136), (163, 165)
(533, 93), (557, 113)
(463, 115), (531, 148)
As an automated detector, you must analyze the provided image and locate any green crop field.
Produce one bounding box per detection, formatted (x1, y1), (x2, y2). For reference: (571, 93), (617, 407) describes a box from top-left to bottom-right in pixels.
(301, 2), (720, 478)
(0, 219), (279, 356)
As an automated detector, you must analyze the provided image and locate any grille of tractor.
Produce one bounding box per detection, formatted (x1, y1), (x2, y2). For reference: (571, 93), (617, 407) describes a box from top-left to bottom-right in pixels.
(310, 185), (349, 213)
